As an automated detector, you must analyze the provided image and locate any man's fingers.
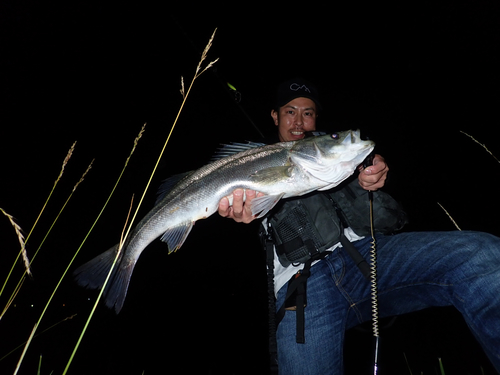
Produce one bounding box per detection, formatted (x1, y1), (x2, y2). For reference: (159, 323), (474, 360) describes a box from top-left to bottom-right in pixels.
(218, 196), (231, 217)
(232, 189), (244, 218)
(218, 189), (264, 223)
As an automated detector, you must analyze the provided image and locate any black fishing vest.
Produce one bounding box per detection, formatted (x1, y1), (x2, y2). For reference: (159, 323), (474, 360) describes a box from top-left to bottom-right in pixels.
(267, 177), (408, 267)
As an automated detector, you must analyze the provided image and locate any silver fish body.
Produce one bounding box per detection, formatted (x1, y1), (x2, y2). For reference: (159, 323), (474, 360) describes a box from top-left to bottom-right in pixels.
(74, 130), (374, 312)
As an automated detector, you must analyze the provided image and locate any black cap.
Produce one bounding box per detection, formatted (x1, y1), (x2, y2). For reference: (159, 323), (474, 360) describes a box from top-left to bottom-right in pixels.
(274, 78), (322, 111)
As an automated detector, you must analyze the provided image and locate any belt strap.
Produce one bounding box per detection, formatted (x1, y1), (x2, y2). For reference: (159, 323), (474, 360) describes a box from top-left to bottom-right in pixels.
(275, 249), (330, 344)
(339, 233), (371, 280)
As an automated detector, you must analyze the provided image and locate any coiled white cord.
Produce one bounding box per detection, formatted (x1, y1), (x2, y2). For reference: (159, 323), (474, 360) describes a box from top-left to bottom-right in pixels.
(368, 190), (380, 374)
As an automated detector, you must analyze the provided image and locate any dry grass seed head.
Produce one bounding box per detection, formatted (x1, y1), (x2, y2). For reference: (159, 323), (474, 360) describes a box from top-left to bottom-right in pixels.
(1, 208), (31, 276)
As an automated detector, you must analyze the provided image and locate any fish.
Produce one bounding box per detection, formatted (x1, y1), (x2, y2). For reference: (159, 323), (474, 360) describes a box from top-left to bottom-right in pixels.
(73, 130), (374, 313)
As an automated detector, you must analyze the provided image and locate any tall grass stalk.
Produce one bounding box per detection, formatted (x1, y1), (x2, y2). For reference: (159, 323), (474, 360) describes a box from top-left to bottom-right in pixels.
(438, 131), (499, 230)
(438, 357), (446, 375)
(12, 322), (37, 375)
(59, 124), (144, 374)
(437, 202), (462, 231)
(403, 352), (413, 375)
(0, 142), (76, 310)
(0, 209), (29, 292)
(0, 314), (76, 362)
(1, 160), (93, 323)
(63, 28), (218, 375)
(8, 160), (93, 373)
(0, 276), (25, 322)
(8, 124), (136, 374)
(460, 131), (500, 164)
(0, 208), (30, 320)
(122, 28), (218, 245)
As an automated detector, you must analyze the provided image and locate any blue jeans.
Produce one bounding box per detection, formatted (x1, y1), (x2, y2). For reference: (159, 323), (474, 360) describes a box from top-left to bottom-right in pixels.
(276, 231), (500, 374)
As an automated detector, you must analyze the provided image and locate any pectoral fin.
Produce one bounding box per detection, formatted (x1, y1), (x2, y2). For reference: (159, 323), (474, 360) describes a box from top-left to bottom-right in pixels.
(250, 166), (294, 184)
(250, 193), (286, 218)
(160, 222), (194, 253)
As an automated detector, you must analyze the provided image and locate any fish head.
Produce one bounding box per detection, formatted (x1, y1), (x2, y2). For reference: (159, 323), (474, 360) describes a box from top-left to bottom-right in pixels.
(290, 130), (375, 188)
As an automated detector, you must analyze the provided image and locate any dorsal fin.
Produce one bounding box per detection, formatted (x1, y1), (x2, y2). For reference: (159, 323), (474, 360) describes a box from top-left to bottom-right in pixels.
(155, 171), (194, 205)
(156, 141), (265, 204)
(211, 141), (266, 161)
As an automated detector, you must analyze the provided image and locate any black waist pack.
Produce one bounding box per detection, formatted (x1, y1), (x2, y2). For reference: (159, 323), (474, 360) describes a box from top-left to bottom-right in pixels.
(268, 192), (342, 267)
(267, 177), (408, 267)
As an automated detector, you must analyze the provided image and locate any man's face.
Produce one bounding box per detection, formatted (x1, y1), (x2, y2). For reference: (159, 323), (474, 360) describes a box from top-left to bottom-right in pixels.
(271, 97), (317, 142)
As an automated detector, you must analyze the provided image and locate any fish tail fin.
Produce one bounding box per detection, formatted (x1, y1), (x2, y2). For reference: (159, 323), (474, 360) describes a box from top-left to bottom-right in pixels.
(73, 244), (135, 313)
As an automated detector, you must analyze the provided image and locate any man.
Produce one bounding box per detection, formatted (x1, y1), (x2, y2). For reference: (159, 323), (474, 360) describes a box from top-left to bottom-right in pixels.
(219, 79), (387, 221)
(219, 78), (500, 374)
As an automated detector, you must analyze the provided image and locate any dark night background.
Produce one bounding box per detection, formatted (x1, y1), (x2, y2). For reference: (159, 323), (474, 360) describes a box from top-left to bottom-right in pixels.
(1, 1), (500, 374)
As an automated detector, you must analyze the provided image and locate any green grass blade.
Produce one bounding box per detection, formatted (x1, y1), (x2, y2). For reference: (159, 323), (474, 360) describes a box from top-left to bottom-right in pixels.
(403, 352), (413, 375)
(1, 142), (76, 311)
(438, 357), (445, 375)
(63, 29), (218, 374)
(62, 125), (145, 375)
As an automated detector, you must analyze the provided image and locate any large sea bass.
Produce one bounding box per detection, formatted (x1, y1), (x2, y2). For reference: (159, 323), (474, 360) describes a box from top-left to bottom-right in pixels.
(74, 130), (374, 312)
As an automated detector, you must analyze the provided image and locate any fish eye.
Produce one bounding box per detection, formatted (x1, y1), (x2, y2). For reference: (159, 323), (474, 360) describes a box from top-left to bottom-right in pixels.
(331, 133), (339, 139)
